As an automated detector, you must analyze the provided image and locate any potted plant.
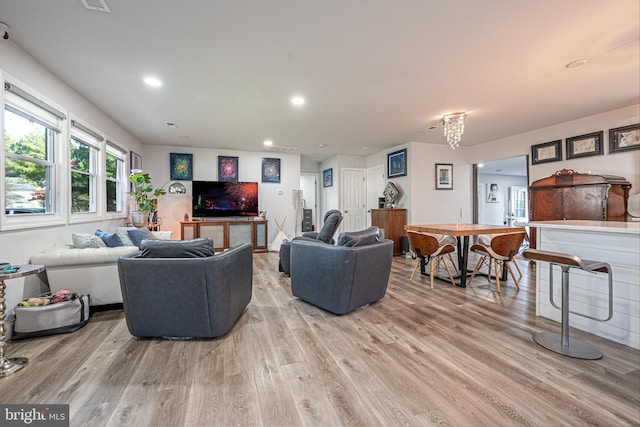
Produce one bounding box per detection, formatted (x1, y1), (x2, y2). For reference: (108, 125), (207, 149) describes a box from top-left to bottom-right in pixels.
(128, 171), (166, 226)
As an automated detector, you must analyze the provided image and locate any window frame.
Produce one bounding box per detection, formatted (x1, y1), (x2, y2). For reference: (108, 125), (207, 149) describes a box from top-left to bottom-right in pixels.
(104, 139), (127, 218)
(68, 117), (103, 223)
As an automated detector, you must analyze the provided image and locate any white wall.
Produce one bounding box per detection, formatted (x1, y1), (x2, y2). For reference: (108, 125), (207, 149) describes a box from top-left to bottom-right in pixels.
(409, 141), (471, 225)
(143, 146), (301, 244)
(467, 104), (640, 194)
(0, 40), (143, 313)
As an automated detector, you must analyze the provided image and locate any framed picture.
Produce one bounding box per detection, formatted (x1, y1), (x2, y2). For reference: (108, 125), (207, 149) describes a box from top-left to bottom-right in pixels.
(566, 131), (603, 160)
(323, 168), (333, 187)
(387, 149), (407, 178)
(486, 183), (500, 203)
(170, 153), (193, 180)
(130, 151), (142, 172)
(218, 156), (238, 182)
(261, 157), (281, 183)
(609, 123), (640, 154)
(435, 163), (453, 190)
(531, 140), (562, 165)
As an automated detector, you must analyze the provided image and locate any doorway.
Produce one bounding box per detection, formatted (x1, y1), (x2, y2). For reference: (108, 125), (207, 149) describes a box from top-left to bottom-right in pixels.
(341, 168), (367, 232)
(475, 155), (529, 226)
(300, 173), (319, 232)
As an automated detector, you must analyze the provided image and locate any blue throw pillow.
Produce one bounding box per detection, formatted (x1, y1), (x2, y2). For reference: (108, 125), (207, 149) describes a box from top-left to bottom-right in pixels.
(95, 229), (124, 247)
(127, 227), (157, 247)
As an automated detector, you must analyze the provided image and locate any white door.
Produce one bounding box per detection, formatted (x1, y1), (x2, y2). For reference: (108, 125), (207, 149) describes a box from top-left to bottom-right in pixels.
(508, 186), (528, 226)
(366, 164), (386, 227)
(341, 168), (366, 232)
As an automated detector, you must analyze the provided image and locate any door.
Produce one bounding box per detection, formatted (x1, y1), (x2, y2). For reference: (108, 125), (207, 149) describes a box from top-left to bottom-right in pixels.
(366, 164), (385, 227)
(508, 186), (528, 226)
(341, 168), (366, 232)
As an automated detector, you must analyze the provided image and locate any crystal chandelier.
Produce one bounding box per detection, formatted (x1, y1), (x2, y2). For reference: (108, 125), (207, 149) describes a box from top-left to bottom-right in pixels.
(443, 112), (466, 150)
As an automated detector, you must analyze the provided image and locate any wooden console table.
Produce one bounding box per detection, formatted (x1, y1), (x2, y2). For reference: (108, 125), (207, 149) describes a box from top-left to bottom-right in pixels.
(181, 219), (269, 253)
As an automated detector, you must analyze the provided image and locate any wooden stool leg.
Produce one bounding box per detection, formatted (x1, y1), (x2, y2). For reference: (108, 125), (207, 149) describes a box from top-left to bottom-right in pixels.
(494, 259), (501, 292)
(410, 258), (421, 281)
(442, 256), (456, 286)
(506, 261), (520, 289)
(430, 259), (435, 288)
(469, 256), (485, 286)
(448, 253), (459, 274)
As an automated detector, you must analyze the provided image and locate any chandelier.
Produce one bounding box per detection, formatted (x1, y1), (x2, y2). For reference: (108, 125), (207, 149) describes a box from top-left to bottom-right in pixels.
(442, 112), (466, 150)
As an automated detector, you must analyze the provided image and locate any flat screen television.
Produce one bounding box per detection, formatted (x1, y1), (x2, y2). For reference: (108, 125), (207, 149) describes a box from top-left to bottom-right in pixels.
(192, 181), (259, 218)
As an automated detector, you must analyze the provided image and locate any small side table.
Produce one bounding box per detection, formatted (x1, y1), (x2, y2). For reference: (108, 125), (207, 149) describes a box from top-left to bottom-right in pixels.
(0, 264), (45, 378)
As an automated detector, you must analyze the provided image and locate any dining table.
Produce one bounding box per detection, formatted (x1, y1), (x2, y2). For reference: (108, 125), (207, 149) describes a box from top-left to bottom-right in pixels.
(404, 223), (526, 287)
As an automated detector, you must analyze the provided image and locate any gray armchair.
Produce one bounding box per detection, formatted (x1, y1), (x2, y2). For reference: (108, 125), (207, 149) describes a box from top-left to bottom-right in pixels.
(278, 209), (343, 275)
(290, 227), (393, 314)
(117, 238), (252, 339)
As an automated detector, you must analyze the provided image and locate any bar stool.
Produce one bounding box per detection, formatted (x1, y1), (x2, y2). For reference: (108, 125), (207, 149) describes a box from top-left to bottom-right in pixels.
(521, 248), (613, 360)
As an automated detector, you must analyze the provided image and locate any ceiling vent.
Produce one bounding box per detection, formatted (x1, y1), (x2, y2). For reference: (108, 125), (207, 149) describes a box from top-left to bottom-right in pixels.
(81, 0), (111, 13)
(269, 145), (299, 153)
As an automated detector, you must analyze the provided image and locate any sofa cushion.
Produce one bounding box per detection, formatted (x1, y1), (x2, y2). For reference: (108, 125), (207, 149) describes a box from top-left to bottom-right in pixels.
(95, 229), (124, 247)
(72, 232), (107, 249)
(115, 227), (138, 246)
(31, 245), (139, 267)
(127, 227), (157, 247)
(337, 227), (380, 247)
(316, 211), (342, 243)
(139, 238), (215, 258)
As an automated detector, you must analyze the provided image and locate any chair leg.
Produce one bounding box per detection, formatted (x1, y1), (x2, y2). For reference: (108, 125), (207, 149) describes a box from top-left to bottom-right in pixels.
(506, 261), (520, 290)
(469, 256), (485, 286)
(513, 257), (523, 278)
(494, 259), (501, 292)
(430, 258), (435, 288)
(441, 256), (456, 286)
(448, 253), (459, 274)
(410, 258), (421, 281)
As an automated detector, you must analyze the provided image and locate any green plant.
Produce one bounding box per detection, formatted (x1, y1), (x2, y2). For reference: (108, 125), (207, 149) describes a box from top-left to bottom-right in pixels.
(128, 172), (166, 213)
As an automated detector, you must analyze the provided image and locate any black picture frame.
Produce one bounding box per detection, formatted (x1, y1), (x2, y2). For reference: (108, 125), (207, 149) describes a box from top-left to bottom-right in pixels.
(387, 149), (407, 178)
(609, 123), (640, 154)
(323, 168), (333, 187)
(170, 153), (193, 180)
(531, 140), (562, 165)
(129, 151), (142, 172)
(566, 131), (604, 160)
(218, 156), (239, 182)
(261, 157), (281, 183)
(435, 163), (453, 190)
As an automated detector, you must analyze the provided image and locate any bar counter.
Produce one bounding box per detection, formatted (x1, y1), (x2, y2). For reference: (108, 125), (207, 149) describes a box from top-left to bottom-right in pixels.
(527, 220), (640, 349)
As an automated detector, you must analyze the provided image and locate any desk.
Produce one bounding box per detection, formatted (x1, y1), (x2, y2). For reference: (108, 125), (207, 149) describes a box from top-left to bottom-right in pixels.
(0, 264), (45, 377)
(404, 224), (525, 287)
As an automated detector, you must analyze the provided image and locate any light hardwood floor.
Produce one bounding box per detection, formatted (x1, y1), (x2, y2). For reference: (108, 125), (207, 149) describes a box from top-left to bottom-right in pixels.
(2, 253), (639, 426)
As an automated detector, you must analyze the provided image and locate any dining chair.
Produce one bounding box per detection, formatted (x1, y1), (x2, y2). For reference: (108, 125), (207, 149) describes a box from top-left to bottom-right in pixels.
(468, 231), (526, 292)
(406, 231), (456, 288)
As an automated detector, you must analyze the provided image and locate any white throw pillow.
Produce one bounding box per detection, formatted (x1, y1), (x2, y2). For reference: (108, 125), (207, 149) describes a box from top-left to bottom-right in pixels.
(115, 226), (138, 246)
(72, 232), (107, 249)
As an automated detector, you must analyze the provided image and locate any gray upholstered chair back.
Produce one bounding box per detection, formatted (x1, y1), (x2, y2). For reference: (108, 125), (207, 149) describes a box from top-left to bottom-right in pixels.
(117, 239), (252, 338)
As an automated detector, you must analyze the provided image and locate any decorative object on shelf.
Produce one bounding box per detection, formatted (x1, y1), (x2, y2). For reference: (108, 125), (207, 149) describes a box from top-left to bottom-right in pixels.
(566, 131), (603, 160)
(262, 157), (281, 183)
(169, 153), (193, 180)
(531, 140), (562, 165)
(129, 171), (166, 226)
(609, 123), (640, 154)
(442, 112), (466, 150)
(387, 148), (407, 178)
(162, 181), (187, 194)
(184, 213), (189, 221)
(435, 163), (453, 190)
(323, 168), (333, 187)
(218, 155), (239, 182)
(383, 181), (400, 207)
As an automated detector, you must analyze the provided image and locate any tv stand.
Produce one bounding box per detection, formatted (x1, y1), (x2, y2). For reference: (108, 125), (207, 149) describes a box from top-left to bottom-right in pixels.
(181, 219), (268, 253)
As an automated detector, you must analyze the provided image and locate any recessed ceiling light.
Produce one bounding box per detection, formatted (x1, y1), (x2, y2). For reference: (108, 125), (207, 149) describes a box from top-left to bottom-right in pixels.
(565, 59), (588, 69)
(143, 77), (162, 87)
(263, 139), (273, 146)
(291, 96), (305, 106)
(316, 144), (328, 148)
(361, 147), (369, 150)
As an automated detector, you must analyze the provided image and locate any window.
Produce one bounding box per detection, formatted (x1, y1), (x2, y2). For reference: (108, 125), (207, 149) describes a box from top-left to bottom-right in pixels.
(70, 120), (101, 214)
(4, 83), (64, 217)
(106, 141), (126, 213)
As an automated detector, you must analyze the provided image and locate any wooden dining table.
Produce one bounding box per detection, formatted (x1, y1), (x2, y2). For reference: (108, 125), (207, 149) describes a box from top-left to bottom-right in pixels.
(404, 223), (526, 287)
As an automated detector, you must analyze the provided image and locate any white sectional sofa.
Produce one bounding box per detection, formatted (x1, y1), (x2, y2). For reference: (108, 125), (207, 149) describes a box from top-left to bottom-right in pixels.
(30, 229), (172, 306)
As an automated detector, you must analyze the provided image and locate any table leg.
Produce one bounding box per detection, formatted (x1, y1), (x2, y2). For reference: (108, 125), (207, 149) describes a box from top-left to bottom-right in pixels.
(0, 280), (28, 378)
(457, 236), (470, 287)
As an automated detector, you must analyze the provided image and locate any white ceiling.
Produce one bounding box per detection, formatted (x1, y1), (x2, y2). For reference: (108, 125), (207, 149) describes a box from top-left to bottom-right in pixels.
(0, 0), (638, 161)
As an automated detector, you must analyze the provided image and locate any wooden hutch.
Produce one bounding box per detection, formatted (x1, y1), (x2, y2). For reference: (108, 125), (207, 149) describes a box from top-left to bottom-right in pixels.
(371, 208), (407, 256)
